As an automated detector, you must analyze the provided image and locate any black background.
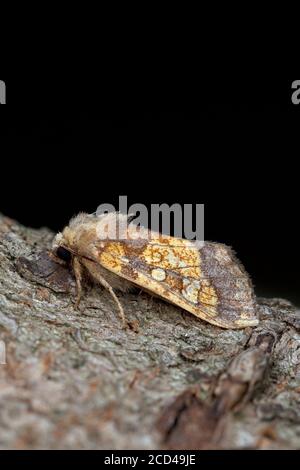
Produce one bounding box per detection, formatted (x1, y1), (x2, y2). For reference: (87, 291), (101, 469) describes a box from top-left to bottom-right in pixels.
(0, 78), (299, 304)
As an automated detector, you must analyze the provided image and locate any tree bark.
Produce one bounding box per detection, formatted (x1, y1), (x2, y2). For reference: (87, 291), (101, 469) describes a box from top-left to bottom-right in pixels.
(0, 213), (299, 449)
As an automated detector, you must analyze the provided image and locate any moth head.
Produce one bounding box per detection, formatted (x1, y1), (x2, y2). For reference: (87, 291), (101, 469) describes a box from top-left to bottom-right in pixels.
(52, 213), (92, 263)
(52, 231), (73, 263)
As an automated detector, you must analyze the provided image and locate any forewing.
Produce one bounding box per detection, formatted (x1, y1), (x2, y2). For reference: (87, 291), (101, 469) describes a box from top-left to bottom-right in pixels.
(91, 235), (258, 329)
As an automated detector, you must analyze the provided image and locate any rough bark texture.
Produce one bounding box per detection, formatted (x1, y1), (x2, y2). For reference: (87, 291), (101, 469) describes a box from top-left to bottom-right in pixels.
(0, 213), (300, 450)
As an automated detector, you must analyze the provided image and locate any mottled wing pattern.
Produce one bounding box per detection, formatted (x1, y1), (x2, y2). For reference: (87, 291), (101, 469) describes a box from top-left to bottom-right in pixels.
(91, 230), (258, 329)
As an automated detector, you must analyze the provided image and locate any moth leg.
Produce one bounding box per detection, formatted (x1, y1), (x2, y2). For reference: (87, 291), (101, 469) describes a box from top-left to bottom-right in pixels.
(91, 270), (127, 328)
(73, 256), (83, 309)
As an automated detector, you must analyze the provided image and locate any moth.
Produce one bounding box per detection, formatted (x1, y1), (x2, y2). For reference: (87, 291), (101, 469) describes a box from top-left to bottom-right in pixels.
(52, 212), (259, 329)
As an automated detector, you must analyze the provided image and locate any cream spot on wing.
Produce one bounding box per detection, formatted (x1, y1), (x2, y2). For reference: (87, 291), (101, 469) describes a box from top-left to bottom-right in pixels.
(151, 268), (166, 281)
(178, 259), (187, 268)
(181, 279), (200, 304)
(167, 251), (181, 266)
